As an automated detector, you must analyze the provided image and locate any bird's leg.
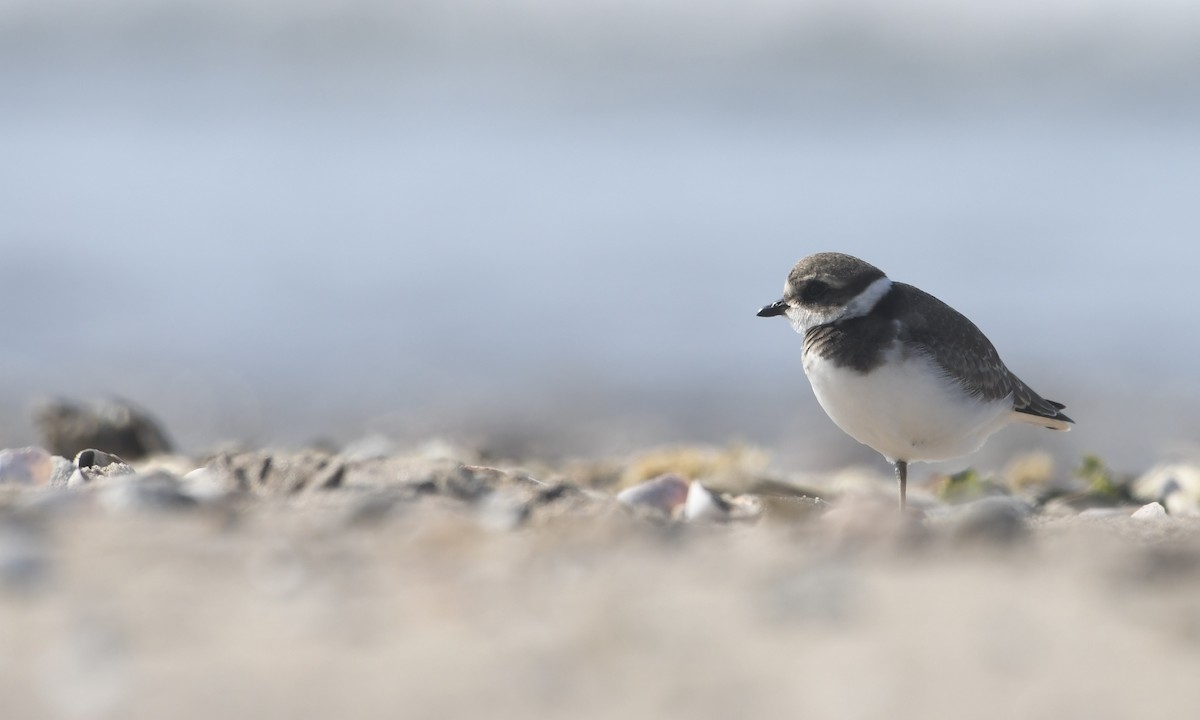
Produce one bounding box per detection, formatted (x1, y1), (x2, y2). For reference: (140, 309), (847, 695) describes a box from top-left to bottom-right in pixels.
(894, 460), (908, 512)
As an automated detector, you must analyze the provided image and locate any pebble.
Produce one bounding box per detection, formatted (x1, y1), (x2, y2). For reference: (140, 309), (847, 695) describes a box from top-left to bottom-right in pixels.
(616, 474), (690, 517)
(0, 447), (53, 486)
(1130, 502), (1167, 520)
(97, 472), (199, 514)
(180, 467), (239, 504)
(682, 481), (763, 522)
(947, 496), (1032, 545)
(683, 481), (730, 521)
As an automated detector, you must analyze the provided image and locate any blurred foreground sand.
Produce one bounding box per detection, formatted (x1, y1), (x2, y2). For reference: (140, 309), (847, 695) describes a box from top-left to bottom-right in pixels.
(2, 450), (1200, 720)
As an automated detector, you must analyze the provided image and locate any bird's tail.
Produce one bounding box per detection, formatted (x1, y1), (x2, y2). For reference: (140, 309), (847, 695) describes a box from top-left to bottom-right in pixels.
(1012, 398), (1073, 431)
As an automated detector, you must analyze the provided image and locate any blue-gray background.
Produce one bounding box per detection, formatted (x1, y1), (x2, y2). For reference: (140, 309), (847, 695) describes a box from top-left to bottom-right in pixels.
(3, 1), (1198, 472)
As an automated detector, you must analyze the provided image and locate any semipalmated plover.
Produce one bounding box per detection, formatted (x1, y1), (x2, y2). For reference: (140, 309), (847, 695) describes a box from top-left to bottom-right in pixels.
(758, 252), (1072, 510)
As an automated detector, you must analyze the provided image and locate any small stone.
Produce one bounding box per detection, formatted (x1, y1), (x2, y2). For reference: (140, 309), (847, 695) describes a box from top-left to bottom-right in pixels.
(1131, 502), (1167, 520)
(616, 474), (690, 517)
(681, 481), (762, 522)
(181, 468), (239, 504)
(97, 472), (199, 514)
(948, 496), (1032, 545)
(0, 447), (53, 486)
(683, 481), (730, 521)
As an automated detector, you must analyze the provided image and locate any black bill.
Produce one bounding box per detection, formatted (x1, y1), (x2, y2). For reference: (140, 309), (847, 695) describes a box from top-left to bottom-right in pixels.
(757, 300), (788, 317)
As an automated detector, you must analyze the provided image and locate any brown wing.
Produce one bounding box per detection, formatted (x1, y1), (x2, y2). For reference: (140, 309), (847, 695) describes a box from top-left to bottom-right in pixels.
(890, 284), (1073, 425)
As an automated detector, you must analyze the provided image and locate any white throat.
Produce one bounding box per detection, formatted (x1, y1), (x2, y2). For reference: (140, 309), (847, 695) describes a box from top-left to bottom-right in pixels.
(786, 276), (893, 334)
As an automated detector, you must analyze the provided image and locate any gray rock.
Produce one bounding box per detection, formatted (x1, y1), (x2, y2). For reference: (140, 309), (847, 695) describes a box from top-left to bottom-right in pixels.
(34, 397), (172, 461)
(947, 496), (1033, 545)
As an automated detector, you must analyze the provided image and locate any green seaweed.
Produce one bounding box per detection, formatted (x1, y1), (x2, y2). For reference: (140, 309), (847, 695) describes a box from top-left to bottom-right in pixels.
(1074, 454), (1123, 499)
(936, 467), (1009, 503)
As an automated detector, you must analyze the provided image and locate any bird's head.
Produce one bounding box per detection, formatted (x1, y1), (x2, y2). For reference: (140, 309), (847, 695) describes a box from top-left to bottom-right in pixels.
(758, 252), (892, 333)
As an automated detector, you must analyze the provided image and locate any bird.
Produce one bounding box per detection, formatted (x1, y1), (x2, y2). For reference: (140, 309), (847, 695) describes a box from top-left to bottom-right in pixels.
(757, 252), (1072, 511)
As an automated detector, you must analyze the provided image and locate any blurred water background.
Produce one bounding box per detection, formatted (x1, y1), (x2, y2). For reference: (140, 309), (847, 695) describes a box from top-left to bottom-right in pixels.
(2, 0), (1199, 472)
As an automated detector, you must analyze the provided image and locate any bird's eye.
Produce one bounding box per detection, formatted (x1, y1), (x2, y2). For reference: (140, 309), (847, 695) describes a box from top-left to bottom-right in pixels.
(801, 280), (830, 302)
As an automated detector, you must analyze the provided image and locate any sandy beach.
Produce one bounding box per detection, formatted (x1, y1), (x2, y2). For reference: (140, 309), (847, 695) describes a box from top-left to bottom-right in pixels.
(3, 441), (1199, 720)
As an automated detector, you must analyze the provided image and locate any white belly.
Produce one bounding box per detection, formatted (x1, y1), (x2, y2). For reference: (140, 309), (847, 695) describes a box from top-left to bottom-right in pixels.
(803, 349), (1014, 463)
